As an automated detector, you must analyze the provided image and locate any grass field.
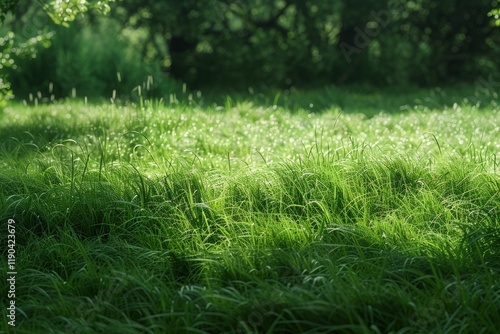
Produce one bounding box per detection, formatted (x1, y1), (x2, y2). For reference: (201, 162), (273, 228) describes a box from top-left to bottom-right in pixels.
(1, 86), (499, 333)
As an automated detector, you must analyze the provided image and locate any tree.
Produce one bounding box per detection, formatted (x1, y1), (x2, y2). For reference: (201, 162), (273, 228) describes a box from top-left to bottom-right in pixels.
(0, 0), (113, 109)
(114, 0), (346, 88)
(113, 0), (499, 88)
(4, 0), (499, 96)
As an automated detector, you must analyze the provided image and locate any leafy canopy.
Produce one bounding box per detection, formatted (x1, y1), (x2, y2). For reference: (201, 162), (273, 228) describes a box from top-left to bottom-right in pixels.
(42, 0), (114, 27)
(0, 0), (113, 109)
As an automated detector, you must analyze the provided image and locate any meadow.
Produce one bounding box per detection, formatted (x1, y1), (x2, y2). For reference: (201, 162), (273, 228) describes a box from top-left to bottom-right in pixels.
(0, 86), (499, 333)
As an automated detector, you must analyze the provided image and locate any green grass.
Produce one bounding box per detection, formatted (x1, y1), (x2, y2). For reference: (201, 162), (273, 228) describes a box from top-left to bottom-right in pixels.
(1, 87), (499, 333)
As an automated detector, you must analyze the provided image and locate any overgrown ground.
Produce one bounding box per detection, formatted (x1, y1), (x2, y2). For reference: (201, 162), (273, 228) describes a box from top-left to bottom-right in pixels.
(1, 87), (499, 333)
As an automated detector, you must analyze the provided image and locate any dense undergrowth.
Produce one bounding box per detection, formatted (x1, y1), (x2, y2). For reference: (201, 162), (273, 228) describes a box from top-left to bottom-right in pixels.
(0, 90), (499, 333)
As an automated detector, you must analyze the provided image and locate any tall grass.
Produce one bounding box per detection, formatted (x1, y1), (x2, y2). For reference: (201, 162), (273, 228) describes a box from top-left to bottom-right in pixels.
(0, 91), (499, 333)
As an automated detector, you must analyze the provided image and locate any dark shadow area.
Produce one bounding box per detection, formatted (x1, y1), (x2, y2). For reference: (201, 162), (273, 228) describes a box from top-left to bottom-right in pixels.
(0, 114), (109, 157)
(197, 83), (499, 116)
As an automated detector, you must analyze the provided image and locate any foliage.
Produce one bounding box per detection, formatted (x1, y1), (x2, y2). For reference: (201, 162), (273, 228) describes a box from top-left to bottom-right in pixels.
(0, 0), (113, 110)
(0, 30), (54, 107)
(0, 0), (17, 22)
(9, 17), (182, 100)
(42, 0), (114, 27)
(2, 0), (499, 101)
(109, 0), (499, 88)
(0, 31), (14, 108)
(0, 0), (114, 24)
(0, 77), (11, 110)
(489, 8), (500, 26)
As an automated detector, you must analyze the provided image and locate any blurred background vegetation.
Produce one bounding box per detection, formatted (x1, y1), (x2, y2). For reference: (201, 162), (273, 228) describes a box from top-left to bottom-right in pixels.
(1, 0), (499, 101)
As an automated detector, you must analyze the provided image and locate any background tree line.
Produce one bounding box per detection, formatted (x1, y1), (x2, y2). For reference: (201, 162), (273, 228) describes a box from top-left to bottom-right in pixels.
(2, 0), (499, 99)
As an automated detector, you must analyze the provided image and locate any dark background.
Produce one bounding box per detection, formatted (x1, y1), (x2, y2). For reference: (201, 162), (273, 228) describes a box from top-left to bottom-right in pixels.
(4, 0), (500, 99)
